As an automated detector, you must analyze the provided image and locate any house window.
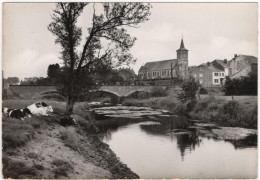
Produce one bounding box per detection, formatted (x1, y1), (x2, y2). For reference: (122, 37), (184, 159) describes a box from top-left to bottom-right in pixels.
(214, 79), (218, 83)
(222, 73), (224, 76)
(147, 72), (150, 79)
(214, 73), (218, 76)
(199, 79), (203, 84)
(199, 73), (203, 78)
(194, 74), (197, 78)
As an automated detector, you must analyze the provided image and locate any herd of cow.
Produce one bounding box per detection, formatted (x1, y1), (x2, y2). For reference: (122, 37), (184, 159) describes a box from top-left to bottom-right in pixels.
(2, 102), (77, 126)
(2, 102), (53, 120)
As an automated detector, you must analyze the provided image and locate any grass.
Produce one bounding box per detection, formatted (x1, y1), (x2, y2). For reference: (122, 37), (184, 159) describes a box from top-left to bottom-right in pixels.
(2, 99), (91, 152)
(200, 95), (257, 111)
(122, 95), (257, 129)
(2, 157), (37, 179)
(190, 96), (257, 128)
(122, 96), (184, 114)
(60, 128), (79, 151)
(52, 159), (73, 178)
(2, 99), (92, 179)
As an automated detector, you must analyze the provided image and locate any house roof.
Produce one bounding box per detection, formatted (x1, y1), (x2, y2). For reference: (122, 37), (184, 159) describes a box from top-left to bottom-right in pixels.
(213, 59), (229, 68)
(188, 66), (197, 72)
(207, 63), (224, 72)
(234, 55), (258, 64)
(139, 59), (178, 72)
(191, 63), (223, 73)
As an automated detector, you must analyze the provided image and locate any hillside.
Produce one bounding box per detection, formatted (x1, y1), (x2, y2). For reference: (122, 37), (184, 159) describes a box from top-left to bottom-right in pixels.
(2, 100), (139, 179)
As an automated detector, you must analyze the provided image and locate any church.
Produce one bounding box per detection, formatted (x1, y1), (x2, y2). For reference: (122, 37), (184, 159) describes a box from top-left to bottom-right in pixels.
(138, 39), (189, 85)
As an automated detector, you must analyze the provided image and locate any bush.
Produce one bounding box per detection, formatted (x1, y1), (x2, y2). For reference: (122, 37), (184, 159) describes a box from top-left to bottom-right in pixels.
(151, 86), (167, 97)
(199, 87), (208, 94)
(224, 73), (257, 96)
(52, 159), (73, 177)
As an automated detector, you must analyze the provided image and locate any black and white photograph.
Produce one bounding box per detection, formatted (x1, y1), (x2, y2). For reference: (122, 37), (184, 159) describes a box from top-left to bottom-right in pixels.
(2, 2), (258, 179)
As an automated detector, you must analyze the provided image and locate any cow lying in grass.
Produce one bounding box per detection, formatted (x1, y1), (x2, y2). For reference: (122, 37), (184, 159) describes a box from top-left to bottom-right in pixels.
(3, 101), (53, 120)
(27, 102), (53, 116)
(60, 117), (78, 126)
(5, 108), (32, 121)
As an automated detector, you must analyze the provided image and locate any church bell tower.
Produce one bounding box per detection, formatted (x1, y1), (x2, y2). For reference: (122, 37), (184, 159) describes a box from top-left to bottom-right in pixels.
(176, 38), (189, 79)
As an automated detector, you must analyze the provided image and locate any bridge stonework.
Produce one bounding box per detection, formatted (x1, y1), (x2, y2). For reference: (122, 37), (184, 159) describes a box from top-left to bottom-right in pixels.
(98, 85), (160, 97)
(8, 85), (58, 99)
(7, 85), (166, 99)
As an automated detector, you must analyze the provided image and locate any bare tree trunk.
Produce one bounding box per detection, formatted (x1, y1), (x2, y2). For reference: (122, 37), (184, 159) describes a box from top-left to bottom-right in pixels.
(64, 95), (75, 117)
(198, 92), (201, 100)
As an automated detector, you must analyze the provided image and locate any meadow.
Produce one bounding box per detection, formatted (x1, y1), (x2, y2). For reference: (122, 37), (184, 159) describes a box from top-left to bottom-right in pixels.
(122, 95), (257, 129)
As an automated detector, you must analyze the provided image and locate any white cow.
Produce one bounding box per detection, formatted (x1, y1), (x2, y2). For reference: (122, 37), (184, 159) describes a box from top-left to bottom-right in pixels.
(27, 102), (53, 116)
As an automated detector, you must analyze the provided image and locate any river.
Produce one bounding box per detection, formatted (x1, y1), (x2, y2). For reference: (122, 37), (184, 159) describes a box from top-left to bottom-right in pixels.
(93, 105), (257, 179)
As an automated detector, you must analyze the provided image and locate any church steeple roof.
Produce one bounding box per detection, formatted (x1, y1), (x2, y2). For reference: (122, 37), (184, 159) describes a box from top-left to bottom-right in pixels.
(177, 38), (188, 51)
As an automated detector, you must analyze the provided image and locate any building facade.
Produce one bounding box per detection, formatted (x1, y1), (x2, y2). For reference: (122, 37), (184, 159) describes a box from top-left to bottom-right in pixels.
(190, 54), (258, 87)
(190, 62), (225, 87)
(138, 39), (189, 84)
(228, 54), (257, 79)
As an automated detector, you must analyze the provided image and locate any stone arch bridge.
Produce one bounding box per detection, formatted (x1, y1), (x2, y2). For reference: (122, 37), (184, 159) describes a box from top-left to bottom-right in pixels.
(8, 85), (168, 100)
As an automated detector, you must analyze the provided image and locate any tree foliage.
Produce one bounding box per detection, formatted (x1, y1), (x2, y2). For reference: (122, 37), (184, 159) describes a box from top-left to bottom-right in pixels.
(4, 77), (20, 85)
(224, 72), (257, 97)
(48, 63), (60, 79)
(178, 77), (199, 103)
(48, 3), (151, 116)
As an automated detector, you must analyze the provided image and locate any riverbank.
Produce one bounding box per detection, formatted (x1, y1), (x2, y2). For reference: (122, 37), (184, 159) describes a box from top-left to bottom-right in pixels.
(122, 95), (257, 129)
(2, 100), (139, 179)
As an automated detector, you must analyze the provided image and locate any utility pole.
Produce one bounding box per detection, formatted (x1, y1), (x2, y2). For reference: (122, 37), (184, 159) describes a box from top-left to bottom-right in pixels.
(171, 62), (173, 86)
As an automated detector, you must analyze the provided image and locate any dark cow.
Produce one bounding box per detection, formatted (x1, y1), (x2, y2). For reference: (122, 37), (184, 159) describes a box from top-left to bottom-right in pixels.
(60, 117), (78, 126)
(8, 108), (32, 120)
(2, 108), (13, 114)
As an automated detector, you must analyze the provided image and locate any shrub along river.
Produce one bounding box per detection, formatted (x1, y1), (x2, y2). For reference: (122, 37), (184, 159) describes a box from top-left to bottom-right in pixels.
(93, 105), (257, 179)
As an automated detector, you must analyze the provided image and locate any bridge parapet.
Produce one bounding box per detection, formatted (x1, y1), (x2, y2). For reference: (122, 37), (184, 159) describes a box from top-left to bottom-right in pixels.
(99, 85), (163, 97)
(7, 85), (166, 99)
(9, 85), (58, 99)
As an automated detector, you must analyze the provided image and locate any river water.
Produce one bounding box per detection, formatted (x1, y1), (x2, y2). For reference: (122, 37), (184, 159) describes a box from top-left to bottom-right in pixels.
(94, 105), (257, 179)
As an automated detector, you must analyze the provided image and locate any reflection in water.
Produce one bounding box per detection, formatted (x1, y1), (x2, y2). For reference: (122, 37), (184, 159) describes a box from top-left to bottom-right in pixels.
(227, 134), (257, 149)
(94, 105), (257, 178)
(176, 133), (201, 160)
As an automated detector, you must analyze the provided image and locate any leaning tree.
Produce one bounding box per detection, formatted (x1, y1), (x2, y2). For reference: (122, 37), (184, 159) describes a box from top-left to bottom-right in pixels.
(48, 3), (151, 116)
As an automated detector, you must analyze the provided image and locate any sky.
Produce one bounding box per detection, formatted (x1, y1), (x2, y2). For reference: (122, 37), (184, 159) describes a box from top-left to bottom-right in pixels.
(2, 3), (258, 80)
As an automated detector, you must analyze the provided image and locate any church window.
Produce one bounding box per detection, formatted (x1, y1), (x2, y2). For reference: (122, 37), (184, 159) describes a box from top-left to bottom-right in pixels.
(152, 72), (156, 78)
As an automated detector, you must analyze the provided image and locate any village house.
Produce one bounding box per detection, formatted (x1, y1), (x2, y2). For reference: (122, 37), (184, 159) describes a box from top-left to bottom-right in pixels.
(138, 39), (189, 85)
(190, 62), (225, 87)
(228, 54), (257, 79)
(190, 54), (258, 87)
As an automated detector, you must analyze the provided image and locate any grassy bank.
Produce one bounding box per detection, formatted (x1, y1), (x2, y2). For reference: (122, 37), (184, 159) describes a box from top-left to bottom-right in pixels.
(122, 95), (257, 129)
(2, 100), (139, 179)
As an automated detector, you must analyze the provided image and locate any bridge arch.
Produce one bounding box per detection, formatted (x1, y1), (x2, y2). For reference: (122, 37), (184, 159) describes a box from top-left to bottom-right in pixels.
(125, 90), (152, 97)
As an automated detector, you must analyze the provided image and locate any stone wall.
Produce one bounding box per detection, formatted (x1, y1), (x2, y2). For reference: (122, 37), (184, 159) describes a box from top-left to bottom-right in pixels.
(8, 85), (58, 99)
